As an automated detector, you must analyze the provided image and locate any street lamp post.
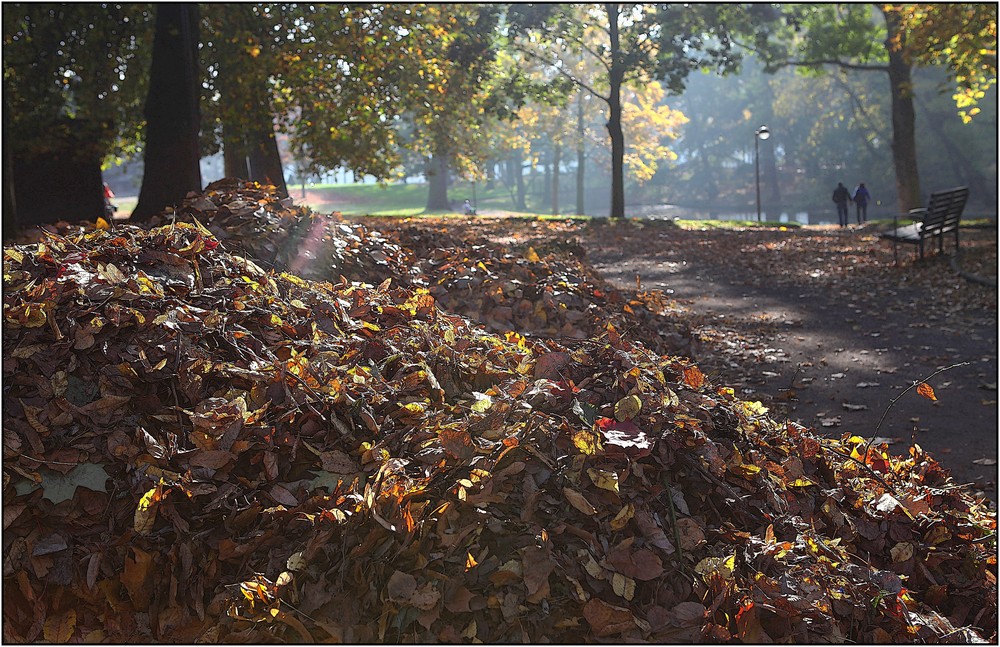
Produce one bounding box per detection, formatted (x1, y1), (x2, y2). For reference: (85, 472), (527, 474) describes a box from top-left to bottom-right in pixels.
(754, 125), (770, 222)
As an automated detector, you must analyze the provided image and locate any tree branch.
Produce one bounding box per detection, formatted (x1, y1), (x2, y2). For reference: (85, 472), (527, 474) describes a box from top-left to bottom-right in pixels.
(784, 58), (889, 72)
(729, 35), (889, 73)
(513, 43), (610, 104)
(832, 72), (887, 157)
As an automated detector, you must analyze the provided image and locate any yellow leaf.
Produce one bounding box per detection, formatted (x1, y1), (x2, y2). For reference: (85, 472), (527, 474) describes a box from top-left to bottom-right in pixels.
(524, 246), (541, 263)
(613, 394), (642, 421)
(400, 402), (426, 414)
(572, 430), (601, 456)
(134, 481), (166, 536)
(43, 609), (77, 642)
(95, 217), (111, 230)
(465, 551), (478, 571)
(587, 468), (620, 493)
(916, 382), (937, 401)
(470, 392), (492, 413)
(610, 503), (635, 530)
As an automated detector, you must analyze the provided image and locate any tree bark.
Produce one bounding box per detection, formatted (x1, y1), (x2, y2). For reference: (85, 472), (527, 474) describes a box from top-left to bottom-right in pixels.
(2, 94), (18, 237)
(882, 7), (922, 212)
(9, 119), (105, 230)
(223, 124), (250, 180)
(605, 3), (625, 219)
(132, 3), (202, 221)
(247, 119), (288, 197)
(425, 144), (450, 210)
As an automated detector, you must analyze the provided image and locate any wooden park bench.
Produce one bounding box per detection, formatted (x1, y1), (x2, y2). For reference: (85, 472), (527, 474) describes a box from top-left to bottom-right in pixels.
(880, 186), (969, 263)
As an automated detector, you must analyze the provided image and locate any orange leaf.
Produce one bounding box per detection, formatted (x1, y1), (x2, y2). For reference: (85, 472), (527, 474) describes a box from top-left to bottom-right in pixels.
(582, 598), (635, 637)
(682, 366), (705, 389)
(439, 428), (474, 460)
(916, 382), (937, 401)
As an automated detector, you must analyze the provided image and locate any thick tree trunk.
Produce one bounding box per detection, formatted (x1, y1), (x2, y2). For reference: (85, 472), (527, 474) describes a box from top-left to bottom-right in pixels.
(223, 125), (250, 180)
(605, 3), (625, 219)
(132, 3), (202, 221)
(3, 94), (18, 237)
(10, 119), (105, 230)
(247, 119), (288, 197)
(882, 8), (922, 212)
(576, 92), (585, 216)
(425, 148), (450, 211)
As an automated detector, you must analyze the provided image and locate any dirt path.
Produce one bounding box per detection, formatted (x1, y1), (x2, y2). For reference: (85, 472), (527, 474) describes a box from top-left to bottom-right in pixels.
(571, 221), (997, 499)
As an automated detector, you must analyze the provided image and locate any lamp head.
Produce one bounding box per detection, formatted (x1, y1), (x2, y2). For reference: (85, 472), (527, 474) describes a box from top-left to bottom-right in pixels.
(756, 125), (770, 140)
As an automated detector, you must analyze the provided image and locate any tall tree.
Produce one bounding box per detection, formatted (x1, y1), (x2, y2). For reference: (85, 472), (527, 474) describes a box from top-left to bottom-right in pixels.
(396, 5), (513, 211)
(269, 5), (420, 184)
(131, 4), (201, 221)
(750, 3), (997, 211)
(511, 3), (749, 218)
(201, 4), (295, 195)
(2, 3), (152, 232)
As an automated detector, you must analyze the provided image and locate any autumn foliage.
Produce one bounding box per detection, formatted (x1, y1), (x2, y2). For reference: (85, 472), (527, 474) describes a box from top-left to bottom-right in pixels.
(3, 181), (996, 642)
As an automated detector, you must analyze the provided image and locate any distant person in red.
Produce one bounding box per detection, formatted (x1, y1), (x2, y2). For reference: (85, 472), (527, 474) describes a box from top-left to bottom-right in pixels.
(103, 182), (117, 217)
(832, 182), (851, 227)
(852, 182), (871, 224)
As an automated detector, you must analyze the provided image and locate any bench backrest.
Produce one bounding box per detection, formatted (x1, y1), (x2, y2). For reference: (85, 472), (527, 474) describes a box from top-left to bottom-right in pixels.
(920, 186), (969, 234)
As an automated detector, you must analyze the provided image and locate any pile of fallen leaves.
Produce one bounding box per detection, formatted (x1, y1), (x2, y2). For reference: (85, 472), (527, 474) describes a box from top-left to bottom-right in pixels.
(170, 181), (697, 357)
(159, 178), (420, 286)
(3, 193), (996, 642)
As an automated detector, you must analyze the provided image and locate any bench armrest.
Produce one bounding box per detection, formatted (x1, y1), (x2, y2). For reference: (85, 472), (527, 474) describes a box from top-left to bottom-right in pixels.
(907, 207), (927, 222)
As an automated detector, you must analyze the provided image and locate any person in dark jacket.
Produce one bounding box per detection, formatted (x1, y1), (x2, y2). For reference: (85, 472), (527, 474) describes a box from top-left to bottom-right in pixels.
(832, 182), (851, 227)
(852, 182), (871, 224)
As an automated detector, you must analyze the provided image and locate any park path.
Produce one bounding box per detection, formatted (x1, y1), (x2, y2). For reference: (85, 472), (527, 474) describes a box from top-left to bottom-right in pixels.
(572, 222), (998, 498)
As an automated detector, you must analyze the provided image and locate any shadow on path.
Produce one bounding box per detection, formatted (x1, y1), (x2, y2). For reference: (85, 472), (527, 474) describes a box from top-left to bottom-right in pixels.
(580, 224), (997, 500)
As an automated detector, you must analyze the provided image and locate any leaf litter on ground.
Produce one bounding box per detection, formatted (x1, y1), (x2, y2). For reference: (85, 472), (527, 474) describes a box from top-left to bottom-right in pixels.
(3, 181), (996, 642)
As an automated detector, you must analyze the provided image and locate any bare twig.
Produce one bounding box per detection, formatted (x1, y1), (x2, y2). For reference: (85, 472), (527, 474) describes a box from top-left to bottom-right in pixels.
(864, 362), (970, 458)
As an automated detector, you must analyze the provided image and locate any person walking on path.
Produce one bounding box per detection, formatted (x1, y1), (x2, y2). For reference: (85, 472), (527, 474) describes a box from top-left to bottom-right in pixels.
(832, 182), (852, 227)
(852, 182), (871, 224)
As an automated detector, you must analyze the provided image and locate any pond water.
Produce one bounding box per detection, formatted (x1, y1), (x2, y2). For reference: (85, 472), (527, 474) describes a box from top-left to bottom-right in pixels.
(627, 204), (838, 226)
